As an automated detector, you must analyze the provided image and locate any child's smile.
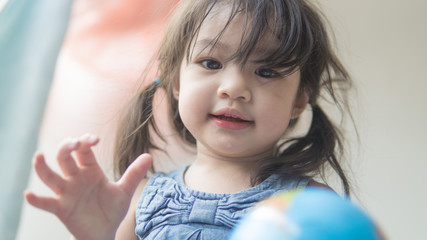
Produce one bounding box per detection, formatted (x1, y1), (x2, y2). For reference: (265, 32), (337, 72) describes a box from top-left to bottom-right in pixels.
(210, 108), (254, 131)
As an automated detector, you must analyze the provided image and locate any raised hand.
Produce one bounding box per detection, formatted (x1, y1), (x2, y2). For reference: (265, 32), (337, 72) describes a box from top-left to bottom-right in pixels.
(25, 134), (152, 240)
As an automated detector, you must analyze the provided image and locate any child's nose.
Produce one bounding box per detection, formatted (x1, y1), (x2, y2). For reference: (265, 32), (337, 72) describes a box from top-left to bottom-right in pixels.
(217, 69), (251, 102)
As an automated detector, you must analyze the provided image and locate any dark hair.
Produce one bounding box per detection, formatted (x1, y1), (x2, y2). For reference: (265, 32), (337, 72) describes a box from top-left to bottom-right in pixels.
(114, 0), (353, 195)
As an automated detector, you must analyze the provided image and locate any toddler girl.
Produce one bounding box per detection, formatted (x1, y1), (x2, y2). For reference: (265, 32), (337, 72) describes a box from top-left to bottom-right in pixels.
(26, 0), (354, 239)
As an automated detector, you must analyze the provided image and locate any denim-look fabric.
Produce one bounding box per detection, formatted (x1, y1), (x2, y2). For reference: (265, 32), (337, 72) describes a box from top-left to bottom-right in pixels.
(135, 166), (310, 239)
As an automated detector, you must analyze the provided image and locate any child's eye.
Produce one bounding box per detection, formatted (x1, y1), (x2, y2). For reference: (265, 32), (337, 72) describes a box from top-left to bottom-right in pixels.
(255, 68), (280, 78)
(200, 59), (223, 70)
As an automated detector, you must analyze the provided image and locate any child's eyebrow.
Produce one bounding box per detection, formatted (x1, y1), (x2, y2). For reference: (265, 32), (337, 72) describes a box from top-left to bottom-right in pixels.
(195, 38), (273, 53)
(194, 38), (231, 52)
(194, 38), (277, 61)
(252, 46), (276, 58)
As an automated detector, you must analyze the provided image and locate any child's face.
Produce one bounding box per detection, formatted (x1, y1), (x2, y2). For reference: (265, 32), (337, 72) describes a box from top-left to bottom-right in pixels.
(176, 7), (307, 162)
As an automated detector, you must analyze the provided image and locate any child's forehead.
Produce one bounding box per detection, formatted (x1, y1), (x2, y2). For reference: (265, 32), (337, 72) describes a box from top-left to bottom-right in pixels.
(182, 1), (302, 69)
(192, 36), (278, 59)
(192, 9), (279, 57)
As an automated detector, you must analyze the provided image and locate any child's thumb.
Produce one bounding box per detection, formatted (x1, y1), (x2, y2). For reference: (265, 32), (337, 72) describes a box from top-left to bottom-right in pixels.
(118, 153), (152, 196)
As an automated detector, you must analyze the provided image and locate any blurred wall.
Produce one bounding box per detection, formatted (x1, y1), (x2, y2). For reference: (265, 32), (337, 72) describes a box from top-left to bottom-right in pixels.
(322, 0), (427, 239)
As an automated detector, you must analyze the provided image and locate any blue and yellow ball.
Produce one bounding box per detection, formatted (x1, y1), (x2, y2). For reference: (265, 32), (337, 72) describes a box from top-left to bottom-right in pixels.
(229, 187), (382, 240)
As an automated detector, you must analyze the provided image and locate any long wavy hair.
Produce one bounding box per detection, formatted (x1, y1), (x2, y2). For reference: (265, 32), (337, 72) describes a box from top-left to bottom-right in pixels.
(114, 0), (354, 195)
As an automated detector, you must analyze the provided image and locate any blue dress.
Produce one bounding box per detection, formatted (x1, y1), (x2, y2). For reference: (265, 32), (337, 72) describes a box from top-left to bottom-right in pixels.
(135, 166), (310, 239)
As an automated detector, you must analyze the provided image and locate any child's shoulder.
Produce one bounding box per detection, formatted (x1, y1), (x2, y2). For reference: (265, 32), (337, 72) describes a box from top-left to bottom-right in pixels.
(307, 180), (333, 190)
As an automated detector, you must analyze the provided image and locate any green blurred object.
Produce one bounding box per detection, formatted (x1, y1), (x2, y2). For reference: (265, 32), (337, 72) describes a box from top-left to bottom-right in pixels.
(0, 0), (72, 239)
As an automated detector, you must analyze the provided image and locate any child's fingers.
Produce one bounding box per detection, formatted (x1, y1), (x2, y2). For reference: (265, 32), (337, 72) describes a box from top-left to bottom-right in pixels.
(118, 153), (152, 196)
(57, 138), (80, 176)
(25, 191), (60, 215)
(74, 133), (99, 167)
(34, 152), (65, 194)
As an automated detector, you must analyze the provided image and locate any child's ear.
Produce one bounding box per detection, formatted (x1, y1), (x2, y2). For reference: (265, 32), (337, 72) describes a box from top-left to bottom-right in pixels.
(291, 90), (309, 119)
(172, 77), (180, 100)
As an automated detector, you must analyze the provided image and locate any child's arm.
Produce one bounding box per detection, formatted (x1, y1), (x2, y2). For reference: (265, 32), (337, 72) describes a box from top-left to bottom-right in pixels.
(24, 134), (152, 240)
(115, 177), (149, 240)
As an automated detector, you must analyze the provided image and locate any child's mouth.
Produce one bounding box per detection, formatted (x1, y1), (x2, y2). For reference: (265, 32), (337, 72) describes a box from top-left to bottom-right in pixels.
(212, 114), (250, 122)
(210, 114), (253, 130)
